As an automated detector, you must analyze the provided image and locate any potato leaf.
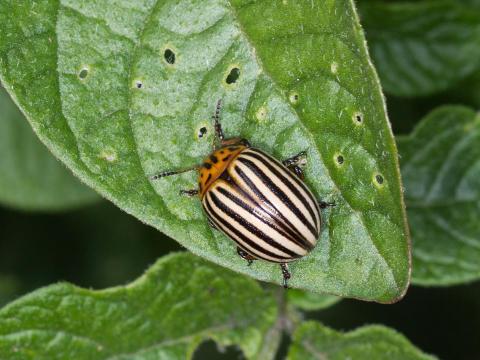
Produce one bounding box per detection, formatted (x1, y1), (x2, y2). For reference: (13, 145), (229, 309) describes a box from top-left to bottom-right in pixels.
(288, 321), (436, 360)
(0, 0), (409, 301)
(0, 253), (277, 359)
(398, 106), (480, 285)
(360, 1), (480, 97)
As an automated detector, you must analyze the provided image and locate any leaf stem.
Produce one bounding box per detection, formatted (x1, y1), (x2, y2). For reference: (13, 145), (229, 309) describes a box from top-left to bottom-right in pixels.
(256, 286), (304, 359)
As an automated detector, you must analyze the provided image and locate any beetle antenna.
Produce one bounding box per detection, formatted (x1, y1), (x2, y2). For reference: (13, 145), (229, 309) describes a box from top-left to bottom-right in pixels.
(213, 99), (224, 148)
(150, 165), (198, 180)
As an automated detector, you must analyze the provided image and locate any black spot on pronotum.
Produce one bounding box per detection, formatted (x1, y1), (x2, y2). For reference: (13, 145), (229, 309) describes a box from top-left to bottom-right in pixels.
(226, 68), (240, 84)
(198, 127), (207, 138)
(135, 81), (143, 89)
(336, 155), (344, 165)
(164, 49), (175, 65)
(375, 174), (384, 185)
(79, 68), (89, 80)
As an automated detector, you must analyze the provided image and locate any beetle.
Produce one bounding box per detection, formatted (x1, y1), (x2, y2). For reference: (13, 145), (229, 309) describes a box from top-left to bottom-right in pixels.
(151, 100), (333, 287)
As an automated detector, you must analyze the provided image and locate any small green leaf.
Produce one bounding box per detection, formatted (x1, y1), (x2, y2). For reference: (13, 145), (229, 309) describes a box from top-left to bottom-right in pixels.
(287, 289), (340, 312)
(0, 86), (98, 211)
(360, 1), (480, 97)
(287, 321), (436, 360)
(398, 106), (480, 285)
(0, 0), (410, 301)
(0, 252), (277, 359)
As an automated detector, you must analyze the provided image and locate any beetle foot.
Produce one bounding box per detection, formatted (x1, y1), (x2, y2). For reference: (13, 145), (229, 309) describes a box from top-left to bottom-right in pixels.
(283, 151), (307, 180)
(237, 247), (256, 266)
(280, 263), (291, 289)
(207, 217), (218, 230)
(287, 165), (304, 180)
(320, 201), (336, 209)
(179, 189), (199, 197)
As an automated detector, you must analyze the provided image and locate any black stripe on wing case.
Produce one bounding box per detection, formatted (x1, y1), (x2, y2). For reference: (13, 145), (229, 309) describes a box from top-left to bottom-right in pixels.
(203, 197), (294, 261)
(216, 186), (312, 251)
(241, 150), (320, 230)
(236, 157), (318, 237)
(206, 191), (301, 258)
(232, 165), (309, 243)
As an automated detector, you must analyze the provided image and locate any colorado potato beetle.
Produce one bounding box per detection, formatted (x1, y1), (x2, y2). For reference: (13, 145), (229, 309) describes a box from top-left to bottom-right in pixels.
(151, 100), (333, 287)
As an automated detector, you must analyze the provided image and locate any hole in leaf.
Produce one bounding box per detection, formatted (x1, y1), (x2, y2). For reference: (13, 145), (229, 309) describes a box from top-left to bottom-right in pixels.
(289, 91), (299, 104)
(373, 173), (385, 188)
(225, 68), (240, 84)
(78, 68), (89, 80)
(353, 112), (363, 125)
(375, 174), (384, 184)
(164, 49), (176, 65)
(198, 127), (207, 138)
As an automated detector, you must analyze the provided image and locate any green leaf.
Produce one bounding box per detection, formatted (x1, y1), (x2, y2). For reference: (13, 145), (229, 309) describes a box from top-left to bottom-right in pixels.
(398, 106), (480, 285)
(0, 252), (277, 359)
(0, 0), (410, 302)
(287, 321), (436, 360)
(460, 0), (480, 8)
(0, 86), (98, 211)
(287, 289), (340, 312)
(360, 1), (480, 97)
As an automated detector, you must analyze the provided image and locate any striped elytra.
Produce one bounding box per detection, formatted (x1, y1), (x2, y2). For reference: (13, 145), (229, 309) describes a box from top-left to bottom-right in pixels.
(151, 100), (327, 288)
(202, 147), (321, 263)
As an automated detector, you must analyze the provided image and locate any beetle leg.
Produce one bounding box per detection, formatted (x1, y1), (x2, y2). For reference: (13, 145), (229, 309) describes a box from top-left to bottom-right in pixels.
(283, 151), (307, 180)
(237, 247), (256, 266)
(320, 201), (336, 209)
(207, 217), (218, 230)
(150, 165), (198, 180)
(280, 263), (291, 289)
(212, 99), (224, 149)
(179, 189), (199, 197)
(289, 165), (304, 180)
